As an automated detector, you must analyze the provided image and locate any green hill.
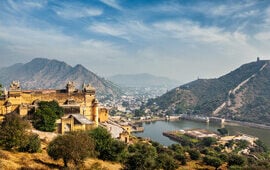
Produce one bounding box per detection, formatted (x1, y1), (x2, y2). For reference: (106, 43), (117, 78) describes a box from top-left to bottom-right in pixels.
(146, 60), (270, 125)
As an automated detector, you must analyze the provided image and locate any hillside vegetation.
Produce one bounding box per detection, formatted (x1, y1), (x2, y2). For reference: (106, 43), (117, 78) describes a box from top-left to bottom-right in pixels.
(147, 60), (270, 125)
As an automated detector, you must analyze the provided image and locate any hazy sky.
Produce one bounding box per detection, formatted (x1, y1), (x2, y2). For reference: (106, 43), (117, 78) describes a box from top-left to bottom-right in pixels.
(0, 0), (270, 83)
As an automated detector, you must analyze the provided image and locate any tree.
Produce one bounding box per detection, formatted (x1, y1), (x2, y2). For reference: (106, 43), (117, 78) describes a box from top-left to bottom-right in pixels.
(134, 109), (144, 117)
(217, 128), (228, 136)
(203, 156), (222, 170)
(156, 153), (179, 170)
(19, 133), (41, 153)
(201, 137), (217, 147)
(228, 154), (246, 166)
(32, 101), (63, 132)
(88, 127), (126, 161)
(254, 140), (268, 152)
(188, 149), (200, 160)
(124, 142), (157, 170)
(47, 131), (96, 167)
(174, 153), (186, 165)
(0, 113), (30, 150)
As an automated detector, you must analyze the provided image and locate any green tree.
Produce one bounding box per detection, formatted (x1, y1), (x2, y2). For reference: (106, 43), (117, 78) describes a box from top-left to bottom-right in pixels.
(203, 156), (222, 170)
(47, 131), (96, 167)
(228, 154), (246, 166)
(188, 149), (200, 160)
(19, 133), (41, 153)
(88, 127), (126, 161)
(254, 140), (268, 152)
(201, 137), (217, 147)
(134, 109), (144, 117)
(124, 142), (157, 170)
(217, 128), (228, 136)
(0, 113), (30, 150)
(156, 153), (179, 170)
(32, 101), (63, 132)
(174, 153), (186, 165)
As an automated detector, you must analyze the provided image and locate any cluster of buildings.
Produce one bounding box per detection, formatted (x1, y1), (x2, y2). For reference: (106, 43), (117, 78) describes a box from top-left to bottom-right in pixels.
(0, 81), (130, 142)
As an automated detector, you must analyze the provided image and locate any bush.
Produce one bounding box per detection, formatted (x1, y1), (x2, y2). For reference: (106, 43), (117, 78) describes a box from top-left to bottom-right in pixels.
(124, 142), (157, 170)
(47, 131), (96, 167)
(188, 149), (200, 160)
(201, 137), (217, 147)
(19, 134), (41, 153)
(203, 156), (222, 169)
(174, 153), (186, 165)
(228, 154), (246, 166)
(156, 153), (179, 170)
(0, 113), (30, 150)
(217, 128), (228, 136)
(88, 127), (127, 162)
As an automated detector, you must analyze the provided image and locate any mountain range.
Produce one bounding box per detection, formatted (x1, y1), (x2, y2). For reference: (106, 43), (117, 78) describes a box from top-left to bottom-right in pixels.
(146, 59), (270, 125)
(108, 73), (179, 88)
(0, 58), (121, 97)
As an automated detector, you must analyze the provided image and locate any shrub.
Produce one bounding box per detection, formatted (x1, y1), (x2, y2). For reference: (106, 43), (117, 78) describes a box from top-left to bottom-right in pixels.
(188, 149), (200, 160)
(203, 156), (222, 169)
(88, 127), (127, 162)
(228, 154), (246, 166)
(0, 113), (30, 150)
(217, 128), (228, 136)
(201, 137), (217, 147)
(124, 142), (157, 170)
(19, 134), (41, 153)
(174, 153), (186, 165)
(47, 131), (96, 167)
(156, 153), (179, 170)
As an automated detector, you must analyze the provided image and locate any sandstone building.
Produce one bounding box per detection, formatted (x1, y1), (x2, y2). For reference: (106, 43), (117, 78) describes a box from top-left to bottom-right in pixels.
(0, 81), (109, 134)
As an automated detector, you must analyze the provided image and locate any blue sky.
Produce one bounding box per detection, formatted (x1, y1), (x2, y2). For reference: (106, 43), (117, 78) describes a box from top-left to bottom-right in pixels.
(0, 0), (270, 83)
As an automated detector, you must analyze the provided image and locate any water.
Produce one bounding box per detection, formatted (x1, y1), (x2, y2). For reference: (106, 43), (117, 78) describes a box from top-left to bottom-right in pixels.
(133, 120), (270, 147)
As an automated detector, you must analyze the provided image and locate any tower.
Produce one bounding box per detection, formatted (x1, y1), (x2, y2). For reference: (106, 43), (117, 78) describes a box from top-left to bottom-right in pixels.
(66, 81), (75, 93)
(93, 99), (99, 126)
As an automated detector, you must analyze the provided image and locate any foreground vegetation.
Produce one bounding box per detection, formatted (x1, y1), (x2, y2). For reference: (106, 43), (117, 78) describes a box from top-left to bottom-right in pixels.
(1, 113), (270, 169)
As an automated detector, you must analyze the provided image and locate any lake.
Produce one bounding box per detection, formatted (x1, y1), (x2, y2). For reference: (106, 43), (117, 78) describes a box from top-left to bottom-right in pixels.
(133, 120), (270, 147)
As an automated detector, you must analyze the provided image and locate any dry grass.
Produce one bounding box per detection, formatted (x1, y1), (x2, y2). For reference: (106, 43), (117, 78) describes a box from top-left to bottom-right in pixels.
(177, 160), (228, 170)
(0, 144), (122, 170)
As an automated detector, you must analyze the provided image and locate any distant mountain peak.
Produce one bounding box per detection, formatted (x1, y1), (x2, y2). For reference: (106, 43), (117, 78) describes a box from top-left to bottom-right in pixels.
(0, 58), (121, 97)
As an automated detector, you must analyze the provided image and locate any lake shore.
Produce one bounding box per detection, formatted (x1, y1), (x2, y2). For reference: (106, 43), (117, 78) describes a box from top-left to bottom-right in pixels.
(224, 119), (270, 130)
(132, 116), (270, 130)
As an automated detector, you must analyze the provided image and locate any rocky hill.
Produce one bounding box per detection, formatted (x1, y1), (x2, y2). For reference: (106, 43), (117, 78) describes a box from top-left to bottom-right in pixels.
(0, 58), (122, 97)
(146, 59), (270, 125)
(109, 73), (179, 88)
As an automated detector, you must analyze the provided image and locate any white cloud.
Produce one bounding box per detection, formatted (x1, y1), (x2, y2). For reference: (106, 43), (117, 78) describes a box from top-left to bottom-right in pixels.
(153, 20), (248, 43)
(7, 0), (46, 11)
(100, 0), (122, 10)
(88, 21), (151, 42)
(0, 23), (124, 69)
(195, 1), (257, 17)
(54, 4), (103, 19)
(89, 23), (125, 37)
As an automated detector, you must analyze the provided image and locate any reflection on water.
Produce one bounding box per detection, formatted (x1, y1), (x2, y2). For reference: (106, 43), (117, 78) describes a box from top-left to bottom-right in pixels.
(133, 120), (270, 147)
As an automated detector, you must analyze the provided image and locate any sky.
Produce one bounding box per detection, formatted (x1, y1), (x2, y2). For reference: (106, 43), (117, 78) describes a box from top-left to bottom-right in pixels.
(0, 0), (270, 83)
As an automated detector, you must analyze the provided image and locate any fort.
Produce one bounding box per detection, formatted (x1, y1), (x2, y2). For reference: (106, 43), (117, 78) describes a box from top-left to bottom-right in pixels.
(0, 81), (109, 134)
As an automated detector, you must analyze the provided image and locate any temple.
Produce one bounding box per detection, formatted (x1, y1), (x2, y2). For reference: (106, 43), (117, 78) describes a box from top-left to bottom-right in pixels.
(0, 81), (109, 134)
